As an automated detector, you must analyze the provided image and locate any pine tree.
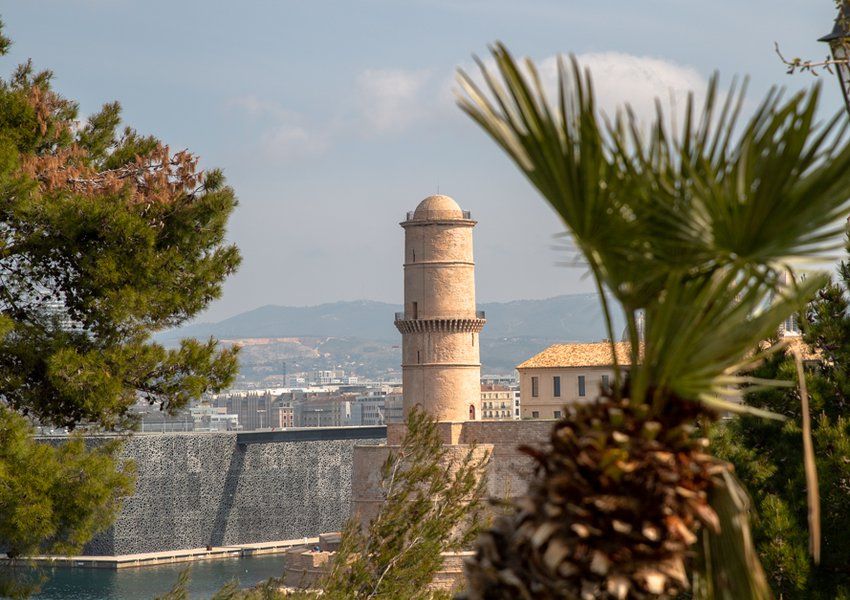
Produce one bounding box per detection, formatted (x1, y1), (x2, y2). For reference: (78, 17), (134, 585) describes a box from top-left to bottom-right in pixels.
(713, 236), (850, 599)
(0, 19), (240, 563)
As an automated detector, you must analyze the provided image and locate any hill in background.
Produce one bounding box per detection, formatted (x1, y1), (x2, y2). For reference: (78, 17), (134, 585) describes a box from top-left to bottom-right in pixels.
(156, 294), (624, 381)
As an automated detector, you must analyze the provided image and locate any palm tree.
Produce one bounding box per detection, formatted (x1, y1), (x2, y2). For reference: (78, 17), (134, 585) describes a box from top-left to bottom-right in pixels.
(456, 44), (850, 599)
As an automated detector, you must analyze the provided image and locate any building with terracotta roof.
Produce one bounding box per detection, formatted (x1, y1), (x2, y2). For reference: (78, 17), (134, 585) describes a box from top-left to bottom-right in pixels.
(516, 341), (633, 419)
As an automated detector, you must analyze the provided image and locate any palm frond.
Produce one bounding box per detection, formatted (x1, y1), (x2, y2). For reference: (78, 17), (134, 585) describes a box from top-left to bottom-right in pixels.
(692, 469), (772, 600)
(792, 348), (820, 564)
(457, 44), (850, 407)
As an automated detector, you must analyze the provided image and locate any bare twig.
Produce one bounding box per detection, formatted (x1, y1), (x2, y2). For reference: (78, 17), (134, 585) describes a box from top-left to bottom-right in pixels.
(774, 41), (843, 76)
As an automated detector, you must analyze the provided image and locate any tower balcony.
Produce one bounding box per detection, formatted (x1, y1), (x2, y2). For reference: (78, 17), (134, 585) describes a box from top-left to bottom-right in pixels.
(405, 209), (472, 221)
(394, 311), (486, 334)
(394, 311), (485, 321)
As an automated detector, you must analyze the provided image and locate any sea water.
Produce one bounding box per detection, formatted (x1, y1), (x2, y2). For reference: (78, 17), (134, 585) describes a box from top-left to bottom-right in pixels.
(1, 554), (286, 600)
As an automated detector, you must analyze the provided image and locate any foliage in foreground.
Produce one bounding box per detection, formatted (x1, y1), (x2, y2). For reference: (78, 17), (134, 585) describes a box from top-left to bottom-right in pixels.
(0, 17), (239, 572)
(166, 408), (488, 600)
(455, 43), (850, 598)
(316, 408), (488, 599)
(713, 237), (850, 599)
(0, 408), (134, 559)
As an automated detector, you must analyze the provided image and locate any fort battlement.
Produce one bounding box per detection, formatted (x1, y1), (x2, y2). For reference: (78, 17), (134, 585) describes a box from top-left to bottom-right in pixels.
(59, 428), (385, 556)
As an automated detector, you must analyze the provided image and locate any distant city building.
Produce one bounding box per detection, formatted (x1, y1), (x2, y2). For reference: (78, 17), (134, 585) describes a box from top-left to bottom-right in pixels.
(780, 314), (801, 337)
(270, 403), (295, 428)
(209, 389), (295, 430)
(775, 270), (807, 337)
(286, 374), (308, 387)
(480, 384), (519, 420)
(517, 341), (632, 420)
(296, 394), (355, 427)
(136, 408), (194, 433)
(43, 298), (80, 332)
(383, 389), (404, 424)
(353, 390), (390, 426)
(205, 383), (405, 429)
(190, 405), (238, 431)
(480, 374), (518, 387)
(309, 369), (350, 385)
(229, 392), (271, 430)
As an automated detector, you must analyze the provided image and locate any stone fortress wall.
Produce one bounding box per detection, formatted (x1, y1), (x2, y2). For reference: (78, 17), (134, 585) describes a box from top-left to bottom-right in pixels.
(77, 429), (386, 556)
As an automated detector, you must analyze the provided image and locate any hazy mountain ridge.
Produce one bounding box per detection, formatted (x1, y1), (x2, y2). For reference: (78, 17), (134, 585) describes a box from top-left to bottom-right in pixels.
(157, 294), (624, 377)
(157, 294), (623, 343)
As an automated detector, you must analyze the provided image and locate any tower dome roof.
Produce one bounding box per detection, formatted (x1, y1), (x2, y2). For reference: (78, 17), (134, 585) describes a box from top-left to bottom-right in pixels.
(412, 194), (464, 220)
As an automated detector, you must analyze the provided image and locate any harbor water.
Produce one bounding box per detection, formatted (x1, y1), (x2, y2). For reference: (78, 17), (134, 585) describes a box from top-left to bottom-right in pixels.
(1, 555), (286, 600)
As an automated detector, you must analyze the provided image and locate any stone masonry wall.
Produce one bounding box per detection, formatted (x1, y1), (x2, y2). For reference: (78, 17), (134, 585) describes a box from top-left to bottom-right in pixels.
(80, 431), (385, 556)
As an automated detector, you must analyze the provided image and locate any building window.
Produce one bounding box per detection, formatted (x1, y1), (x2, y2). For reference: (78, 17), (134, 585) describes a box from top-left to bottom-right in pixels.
(531, 376), (539, 398)
(602, 374), (610, 389)
(554, 410), (562, 419)
(532, 411), (539, 419)
(417, 350), (420, 364)
(412, 249), (416, 262)
(578, 375), (586, 397)
(553, 376), (561, 397)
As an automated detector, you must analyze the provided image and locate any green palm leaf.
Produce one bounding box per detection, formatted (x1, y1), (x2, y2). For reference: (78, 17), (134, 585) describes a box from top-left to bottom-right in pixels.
(457, 42), (850, 599)
(456, 42), (850, 405)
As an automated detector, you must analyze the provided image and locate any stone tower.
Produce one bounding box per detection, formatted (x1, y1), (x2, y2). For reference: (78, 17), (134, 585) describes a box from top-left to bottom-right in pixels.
(395, 194), (485, 422)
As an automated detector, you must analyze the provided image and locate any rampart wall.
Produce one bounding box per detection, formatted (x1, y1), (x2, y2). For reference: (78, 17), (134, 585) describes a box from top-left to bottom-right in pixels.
(75, 428), (386, 555)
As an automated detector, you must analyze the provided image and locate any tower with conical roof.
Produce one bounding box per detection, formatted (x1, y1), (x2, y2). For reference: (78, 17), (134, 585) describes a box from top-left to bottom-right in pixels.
(395, 194), (485, 422)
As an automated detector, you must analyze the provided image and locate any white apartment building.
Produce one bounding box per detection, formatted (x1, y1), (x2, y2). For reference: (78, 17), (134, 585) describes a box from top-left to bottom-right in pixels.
(353, 390), (390, 426)
(480, 384), (520, 420)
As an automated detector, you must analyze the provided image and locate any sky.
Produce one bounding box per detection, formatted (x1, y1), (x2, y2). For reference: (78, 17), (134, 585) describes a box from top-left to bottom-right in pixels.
(2, 0), (843, 321)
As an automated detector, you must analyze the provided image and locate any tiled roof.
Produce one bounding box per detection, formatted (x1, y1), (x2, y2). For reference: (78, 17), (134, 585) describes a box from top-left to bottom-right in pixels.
(481, 384), (513, 391)
(766, 336), (820, 362)
(517, 342), (634, 369)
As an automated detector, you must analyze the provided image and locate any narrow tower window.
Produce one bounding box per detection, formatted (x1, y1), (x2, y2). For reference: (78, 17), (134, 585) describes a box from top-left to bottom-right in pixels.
(417, 350), (420, 364)
(412, 249), (415, 262)
(471, 333), (475, 346)
(469, 405), (476, 420)
(412, 301), (418, 319)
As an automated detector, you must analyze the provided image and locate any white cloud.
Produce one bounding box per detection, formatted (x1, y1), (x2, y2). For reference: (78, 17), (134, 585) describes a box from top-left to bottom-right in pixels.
(231, 52), (707, 161)
(229, 95), (292, 120)
(355, 68), (433, 133)
(451, 52), (708, 134)
(229, 95), (329, 160)
(229, 69), (437, 160)
(543, 52), (707, 128)
(262, 124), (330, 160)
